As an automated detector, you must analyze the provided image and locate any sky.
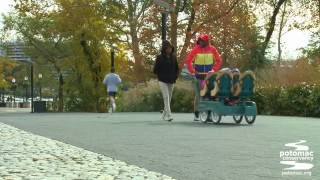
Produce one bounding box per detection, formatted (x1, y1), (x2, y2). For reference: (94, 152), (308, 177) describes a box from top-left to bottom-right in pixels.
(0, 0), (312, 60)
(0, 0), (13, 28)
(269, 29), (311, 59)
(0, 0), (12, 18)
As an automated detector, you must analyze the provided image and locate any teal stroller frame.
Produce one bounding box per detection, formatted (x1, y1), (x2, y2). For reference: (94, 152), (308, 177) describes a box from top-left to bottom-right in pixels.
(181, 69), (257, 124)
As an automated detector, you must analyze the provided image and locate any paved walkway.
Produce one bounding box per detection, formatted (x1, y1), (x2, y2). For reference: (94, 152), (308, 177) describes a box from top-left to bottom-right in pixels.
(0, 111), (319, 179)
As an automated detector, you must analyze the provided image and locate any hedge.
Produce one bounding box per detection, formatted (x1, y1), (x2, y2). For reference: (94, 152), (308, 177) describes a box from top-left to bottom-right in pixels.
(117, 80), (320, 117)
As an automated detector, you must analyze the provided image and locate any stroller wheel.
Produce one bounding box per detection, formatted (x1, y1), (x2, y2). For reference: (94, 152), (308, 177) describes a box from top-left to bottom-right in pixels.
(210, 112), (222, 124)
(233, 115), (243, 124)
(245, 115), (256, 124)
(199, 112), (208, 123)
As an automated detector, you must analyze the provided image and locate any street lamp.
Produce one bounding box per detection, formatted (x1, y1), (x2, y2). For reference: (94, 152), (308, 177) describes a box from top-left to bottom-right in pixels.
(11, 78), (16, 102)
(1, 79), (5, 103)
(38, 73), (42, 101)
(111, 44), (115, 70)
(24, 76), (28, 102)
(153, 0), (175, 44)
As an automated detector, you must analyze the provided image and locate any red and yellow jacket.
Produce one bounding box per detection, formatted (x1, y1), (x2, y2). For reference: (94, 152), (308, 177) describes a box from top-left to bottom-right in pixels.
(186, 43), (222, 79)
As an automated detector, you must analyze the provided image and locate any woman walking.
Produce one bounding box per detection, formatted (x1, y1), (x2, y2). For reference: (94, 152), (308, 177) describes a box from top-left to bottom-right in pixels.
(153, 40), (179, 121)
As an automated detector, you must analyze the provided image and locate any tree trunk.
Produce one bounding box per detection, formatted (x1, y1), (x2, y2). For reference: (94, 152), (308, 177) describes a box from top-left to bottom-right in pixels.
(277, 32), (282, 62)
(130, 25), (144, 82)
(222, 19), (228, 67)
(80, 35), (102, 112)
(262, 0), (287, 57)
(170, 0), (180, 50)
(170, 11), (178, 51)
(178, 6), (196, 68)
(58, 73), (64, 112)
(80, 34), (101, 88)
(318, 0), (320, 24)
(277, 0), (287, 62)
(128, 0), (144, 82)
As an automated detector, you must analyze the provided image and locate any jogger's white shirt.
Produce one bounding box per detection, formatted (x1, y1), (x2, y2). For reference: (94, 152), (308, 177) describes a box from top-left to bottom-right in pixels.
(159, 81), (174, 117)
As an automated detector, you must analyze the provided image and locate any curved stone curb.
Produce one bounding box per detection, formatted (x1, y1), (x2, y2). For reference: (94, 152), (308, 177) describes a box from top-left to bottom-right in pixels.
(0, 122), (175, 180)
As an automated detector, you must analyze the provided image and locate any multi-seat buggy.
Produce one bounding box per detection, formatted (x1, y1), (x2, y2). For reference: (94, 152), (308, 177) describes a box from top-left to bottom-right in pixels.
(181, 68), (257, 124)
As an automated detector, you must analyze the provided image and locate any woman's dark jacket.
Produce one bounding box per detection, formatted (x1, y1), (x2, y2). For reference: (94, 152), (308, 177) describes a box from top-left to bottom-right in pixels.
(153, 54), (179, 84)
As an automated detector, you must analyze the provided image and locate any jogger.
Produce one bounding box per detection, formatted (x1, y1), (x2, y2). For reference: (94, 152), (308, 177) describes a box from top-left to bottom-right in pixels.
(102, 67), (122, 113)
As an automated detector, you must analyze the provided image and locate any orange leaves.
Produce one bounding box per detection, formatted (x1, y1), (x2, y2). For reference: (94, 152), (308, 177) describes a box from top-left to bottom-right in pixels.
(0, 58), (17, 89)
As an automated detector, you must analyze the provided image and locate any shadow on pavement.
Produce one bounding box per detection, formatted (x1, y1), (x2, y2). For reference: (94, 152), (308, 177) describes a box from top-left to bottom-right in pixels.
(147, 120), (252, 128)
(170, 121), (251, 127)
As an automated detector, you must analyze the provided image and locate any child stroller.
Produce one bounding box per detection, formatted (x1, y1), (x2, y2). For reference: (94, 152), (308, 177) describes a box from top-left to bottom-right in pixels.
(181, 68), (257, 124)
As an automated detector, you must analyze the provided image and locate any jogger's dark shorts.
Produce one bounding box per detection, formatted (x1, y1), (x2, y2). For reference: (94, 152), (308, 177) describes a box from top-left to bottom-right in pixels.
(108, 91), (117, 97)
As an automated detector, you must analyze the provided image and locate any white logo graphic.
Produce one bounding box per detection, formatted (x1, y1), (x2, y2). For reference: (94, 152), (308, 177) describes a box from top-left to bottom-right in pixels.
(280, 161), (313, 170)
(280, 140), (314, 176)
(285, 140), (309, 151)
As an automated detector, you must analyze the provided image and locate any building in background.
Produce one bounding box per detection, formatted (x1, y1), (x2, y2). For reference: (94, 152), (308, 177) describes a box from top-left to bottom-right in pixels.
(1, 42), (31, 62)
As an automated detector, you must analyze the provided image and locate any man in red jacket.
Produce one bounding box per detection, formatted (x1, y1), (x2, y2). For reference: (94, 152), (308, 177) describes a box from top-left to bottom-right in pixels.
(185, 34), (222, 121)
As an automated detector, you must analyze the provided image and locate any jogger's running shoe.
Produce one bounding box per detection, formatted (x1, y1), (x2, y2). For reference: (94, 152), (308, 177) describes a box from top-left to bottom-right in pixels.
(112, 103), (116, 112)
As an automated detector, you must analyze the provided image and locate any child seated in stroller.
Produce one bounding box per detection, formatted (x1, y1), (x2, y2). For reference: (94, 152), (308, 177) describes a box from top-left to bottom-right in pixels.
(199, 67), (241, 104)
(219, 67), (241, 106)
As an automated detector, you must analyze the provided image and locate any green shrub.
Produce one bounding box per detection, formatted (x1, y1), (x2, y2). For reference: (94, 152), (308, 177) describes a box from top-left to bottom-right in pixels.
(118, 79), (320, 117)
(253, 83), (320, 117)
(117, 79), (194, 112)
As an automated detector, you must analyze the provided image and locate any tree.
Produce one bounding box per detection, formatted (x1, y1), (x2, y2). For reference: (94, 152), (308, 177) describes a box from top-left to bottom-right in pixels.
(303, 31), (320, 62)
(176, 0), (242, 68)
(260, 0), (288, 58)
(277, 0), (288, 62)
(103, 0), (154, 82)
(0, 57), (17, 103)
(2, 0), (116, 111)
(54, 0), (110, 111)
(274, 0), (318, 62)
(144, 0), (250, 69)
(0, 58), (16, 89)
(3, 20), (68, 111)
(252, 0), (319, 62)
